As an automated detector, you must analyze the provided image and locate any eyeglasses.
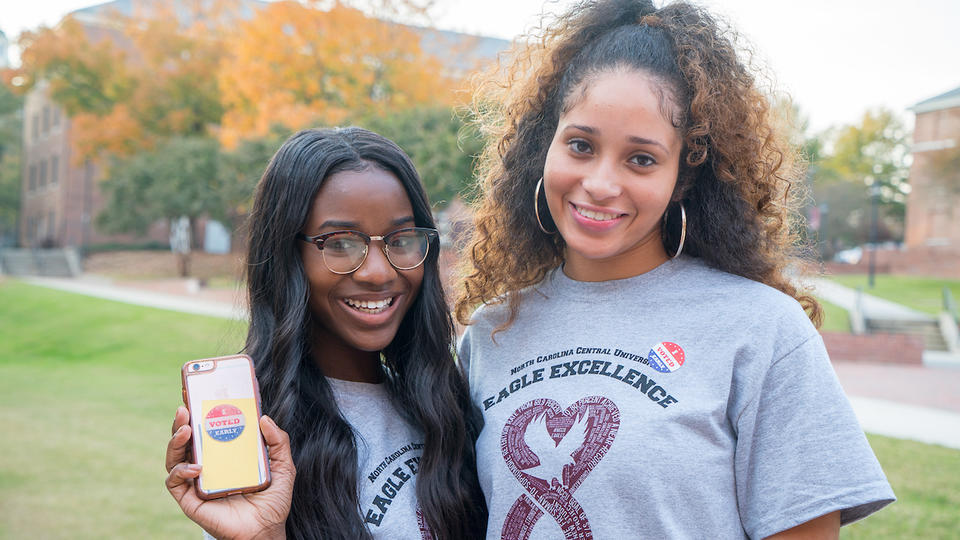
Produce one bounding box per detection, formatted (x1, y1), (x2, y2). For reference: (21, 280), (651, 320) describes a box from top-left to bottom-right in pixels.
(297, 227), (439, 274)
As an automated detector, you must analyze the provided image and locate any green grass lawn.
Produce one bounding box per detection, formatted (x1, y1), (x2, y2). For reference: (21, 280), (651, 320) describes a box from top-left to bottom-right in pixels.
(842, 435), (960, 539)
(818, 298), (851, 333)
(0, 280), (246, 539)
(830, 274), (960, 316)
(1, 281), (957, 538)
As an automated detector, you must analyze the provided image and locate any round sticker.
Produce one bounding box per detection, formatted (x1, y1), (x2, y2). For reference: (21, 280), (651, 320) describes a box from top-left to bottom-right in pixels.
(648, 342), (685, 373)
(204, 404), (246, 442)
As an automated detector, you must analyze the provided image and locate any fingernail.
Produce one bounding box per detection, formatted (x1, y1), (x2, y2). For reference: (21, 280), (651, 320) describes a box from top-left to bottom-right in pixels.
(187, 464), (202, 472)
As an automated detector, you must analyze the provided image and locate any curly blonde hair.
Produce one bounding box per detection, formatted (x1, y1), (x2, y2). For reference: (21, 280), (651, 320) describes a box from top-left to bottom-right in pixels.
(455, 0), (820, 330)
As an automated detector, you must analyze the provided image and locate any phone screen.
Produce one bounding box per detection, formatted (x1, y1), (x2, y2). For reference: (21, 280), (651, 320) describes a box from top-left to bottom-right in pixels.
(183, 355), (269, 496)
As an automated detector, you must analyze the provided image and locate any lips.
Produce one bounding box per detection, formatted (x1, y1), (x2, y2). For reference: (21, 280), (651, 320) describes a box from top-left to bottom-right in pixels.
(343, 296), (396, 314)
(569, 202), (625, 231)
(343, 296), (396, 313)
(573, 204), (622, 221)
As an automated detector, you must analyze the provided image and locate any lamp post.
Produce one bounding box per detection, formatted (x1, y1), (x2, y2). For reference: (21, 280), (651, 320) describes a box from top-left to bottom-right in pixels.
(867, 179), (881, 289)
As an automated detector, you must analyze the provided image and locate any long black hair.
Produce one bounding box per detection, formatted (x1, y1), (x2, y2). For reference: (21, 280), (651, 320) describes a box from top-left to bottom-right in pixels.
(245, 127), (486, 539)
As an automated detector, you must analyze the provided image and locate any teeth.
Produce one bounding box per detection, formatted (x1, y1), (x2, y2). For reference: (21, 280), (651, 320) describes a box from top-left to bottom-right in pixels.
(344, 297), (394, 313)
(575, 205), (620, 221)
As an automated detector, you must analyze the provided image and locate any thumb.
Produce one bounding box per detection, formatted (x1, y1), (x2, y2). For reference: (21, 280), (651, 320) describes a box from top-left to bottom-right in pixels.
(260, 415), (296, 489)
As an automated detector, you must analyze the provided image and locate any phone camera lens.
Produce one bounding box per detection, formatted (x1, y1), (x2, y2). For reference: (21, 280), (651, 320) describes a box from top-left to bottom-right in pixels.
(192, 363), (200, 371)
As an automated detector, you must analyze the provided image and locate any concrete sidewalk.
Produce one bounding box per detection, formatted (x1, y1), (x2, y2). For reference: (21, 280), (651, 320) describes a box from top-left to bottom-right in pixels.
(848, 397), (960, 449)
(22, 275), (246, 320)
(804, 276), (960, 368)
(15, 275), (960, 451)
(805, 277), (933, 321)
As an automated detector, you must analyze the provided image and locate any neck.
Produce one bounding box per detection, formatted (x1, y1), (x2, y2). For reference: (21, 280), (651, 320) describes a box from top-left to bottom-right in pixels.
(310, 326), (383, 383)
(562, 235), (670, 282)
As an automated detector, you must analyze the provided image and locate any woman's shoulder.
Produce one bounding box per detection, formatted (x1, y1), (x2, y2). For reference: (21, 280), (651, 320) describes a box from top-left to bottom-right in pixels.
(464, 274), (557, 328)
(683, 258), (804, 304)
(675, 258), (816, 333)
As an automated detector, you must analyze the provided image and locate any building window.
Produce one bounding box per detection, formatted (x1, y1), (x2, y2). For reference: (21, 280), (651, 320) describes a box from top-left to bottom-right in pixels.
(52, 107), (61, 128)
(29, 165), (37, 191)
(42, 106), (50, 135)
(39, 161), (47, 188)
(32, 114), (39, 141)
(51, 156), (60, 185)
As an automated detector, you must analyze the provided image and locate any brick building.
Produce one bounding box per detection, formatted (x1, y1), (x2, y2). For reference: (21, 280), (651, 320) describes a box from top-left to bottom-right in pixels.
(902, 86), (960, 276)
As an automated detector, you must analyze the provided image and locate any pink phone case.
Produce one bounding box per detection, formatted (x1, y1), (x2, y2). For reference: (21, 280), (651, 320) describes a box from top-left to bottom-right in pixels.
(181, 354), (271, 500)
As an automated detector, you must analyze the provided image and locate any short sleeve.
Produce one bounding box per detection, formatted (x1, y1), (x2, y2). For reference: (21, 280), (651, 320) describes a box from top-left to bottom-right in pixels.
(457, 325), (475, 392)
(734, 334), (895, 539)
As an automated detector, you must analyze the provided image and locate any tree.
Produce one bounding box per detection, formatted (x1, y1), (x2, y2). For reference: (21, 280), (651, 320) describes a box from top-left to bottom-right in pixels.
(0, 84), (22, 245)
(816, 108), (910, 208)
(217, 2), (454, 147)
(363, 106), (482, 207)
(808, 108), (911, 255)
(97, 136), (226, 275)
(7, 0), (474, 255)
(12, 4), (231, 162)
(218, 127), (290, 221)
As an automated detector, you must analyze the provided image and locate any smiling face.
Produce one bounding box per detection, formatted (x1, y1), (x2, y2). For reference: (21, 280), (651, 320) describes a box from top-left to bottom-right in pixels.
(300, 164), (423, 380)
(543, 69), (684, 281)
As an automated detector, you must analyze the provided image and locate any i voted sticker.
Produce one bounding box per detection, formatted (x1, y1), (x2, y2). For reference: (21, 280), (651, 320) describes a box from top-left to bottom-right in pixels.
(648, 342), (685, 373)
(204, 404), (246, 442)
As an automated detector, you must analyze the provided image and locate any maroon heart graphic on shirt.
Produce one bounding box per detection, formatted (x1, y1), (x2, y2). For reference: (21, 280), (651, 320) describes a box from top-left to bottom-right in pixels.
(499, 396), (620, 540)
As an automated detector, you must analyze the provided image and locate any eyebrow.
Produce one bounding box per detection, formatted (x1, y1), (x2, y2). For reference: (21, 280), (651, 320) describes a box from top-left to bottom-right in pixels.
(317, 215), (416, 231)
(564, 124), (669, 152)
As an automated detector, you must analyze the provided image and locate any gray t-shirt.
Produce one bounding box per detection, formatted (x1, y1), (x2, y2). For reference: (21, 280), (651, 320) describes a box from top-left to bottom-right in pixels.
(459, 257), (894, 539)
(328, 377), (431, 540)
(203, 379), (430, 540)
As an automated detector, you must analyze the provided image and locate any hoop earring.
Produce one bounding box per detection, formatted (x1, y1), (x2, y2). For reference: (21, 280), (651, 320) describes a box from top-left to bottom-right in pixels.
(533, 177), (555, 234)
(665, 202), (686, 259)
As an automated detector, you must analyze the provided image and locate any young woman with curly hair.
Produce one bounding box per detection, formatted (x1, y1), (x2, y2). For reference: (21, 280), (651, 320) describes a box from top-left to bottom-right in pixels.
(456, 1), (894, 538)
(165, 127), (486, 539)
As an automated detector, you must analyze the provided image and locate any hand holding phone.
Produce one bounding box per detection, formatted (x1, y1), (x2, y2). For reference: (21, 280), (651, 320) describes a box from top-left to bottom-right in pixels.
(181, 354), (270, 499)
(165, 355), (297, 539)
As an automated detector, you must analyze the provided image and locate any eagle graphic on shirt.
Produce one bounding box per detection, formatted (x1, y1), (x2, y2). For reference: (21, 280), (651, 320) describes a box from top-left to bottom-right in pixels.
(520, 411), (589, 484)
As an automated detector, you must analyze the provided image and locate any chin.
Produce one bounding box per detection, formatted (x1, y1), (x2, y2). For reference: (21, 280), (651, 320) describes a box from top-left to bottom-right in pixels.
(564, 238), (622, 260)
(348, 329), (401, 352)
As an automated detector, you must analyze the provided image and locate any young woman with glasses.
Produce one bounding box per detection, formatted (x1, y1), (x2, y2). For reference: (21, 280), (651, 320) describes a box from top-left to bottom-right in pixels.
(456, 1), (894, 538)
(165, 127), (486, 539)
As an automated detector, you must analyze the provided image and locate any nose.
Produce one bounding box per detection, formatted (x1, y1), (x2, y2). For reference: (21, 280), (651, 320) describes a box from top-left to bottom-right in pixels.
(351, 242), (396, 285)
(580, 163), (622, 201)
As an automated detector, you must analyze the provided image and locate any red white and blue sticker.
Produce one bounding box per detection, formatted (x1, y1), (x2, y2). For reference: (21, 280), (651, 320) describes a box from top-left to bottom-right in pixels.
(204, 404), (246, 442)
(648, 342), (686, 373)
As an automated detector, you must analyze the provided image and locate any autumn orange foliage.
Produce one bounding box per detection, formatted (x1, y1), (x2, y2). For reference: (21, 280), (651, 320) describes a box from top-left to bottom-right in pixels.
(10, 0), (459, 159)
(217, 1), (454, 148)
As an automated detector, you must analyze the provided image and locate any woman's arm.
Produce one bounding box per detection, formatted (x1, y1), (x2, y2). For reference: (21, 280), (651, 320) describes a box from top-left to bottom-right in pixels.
(765, 510), (840, 540)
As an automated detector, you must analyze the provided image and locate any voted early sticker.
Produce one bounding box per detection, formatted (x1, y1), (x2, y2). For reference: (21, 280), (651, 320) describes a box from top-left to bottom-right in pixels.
(648, 342), (685, 373)
(204, 404), (246, 442)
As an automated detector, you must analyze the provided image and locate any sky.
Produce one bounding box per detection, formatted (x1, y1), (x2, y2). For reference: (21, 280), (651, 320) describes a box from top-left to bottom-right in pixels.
(3, 0), (959, 133)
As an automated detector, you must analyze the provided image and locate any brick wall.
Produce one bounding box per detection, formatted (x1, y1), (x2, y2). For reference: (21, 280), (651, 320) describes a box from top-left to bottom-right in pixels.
(906, 105), (960, 250)
(821, 331), (924, 365)
(823, 245), (960, 279)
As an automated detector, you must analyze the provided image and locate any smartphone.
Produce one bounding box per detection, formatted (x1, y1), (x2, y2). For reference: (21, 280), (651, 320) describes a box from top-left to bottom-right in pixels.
(181, 354), (271, 500)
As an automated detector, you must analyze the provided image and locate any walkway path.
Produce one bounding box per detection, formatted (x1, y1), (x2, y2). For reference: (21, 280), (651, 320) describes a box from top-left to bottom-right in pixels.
(15, 274), (960, 450)
(803, 276), (960, 368)
(804, 277), (933, 320)
(22, 275), (246, 320)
